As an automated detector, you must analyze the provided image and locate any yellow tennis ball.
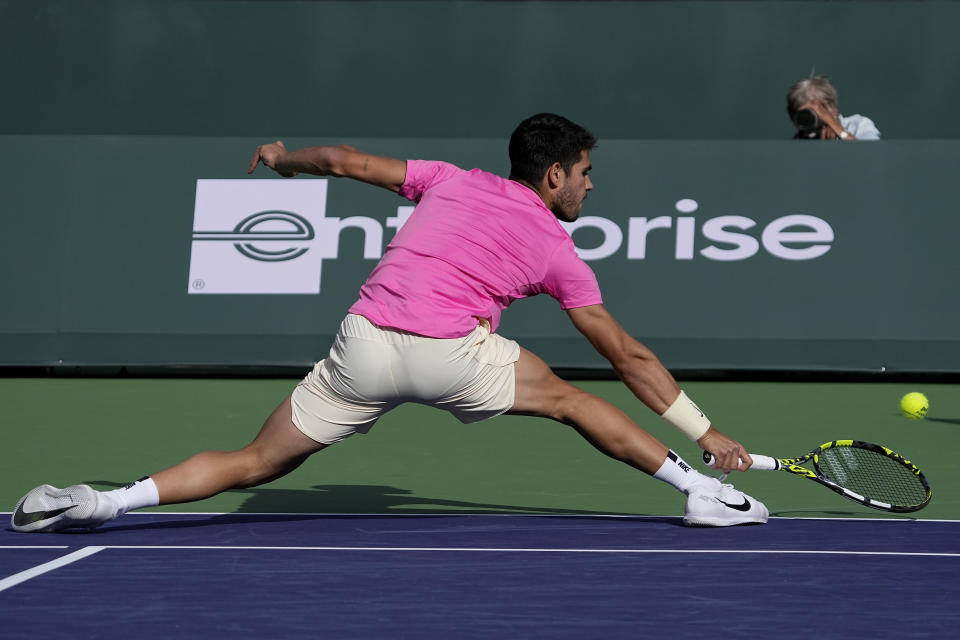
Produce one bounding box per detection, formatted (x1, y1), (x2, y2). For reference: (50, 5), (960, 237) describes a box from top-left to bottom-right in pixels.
(900, 392), (929, 419)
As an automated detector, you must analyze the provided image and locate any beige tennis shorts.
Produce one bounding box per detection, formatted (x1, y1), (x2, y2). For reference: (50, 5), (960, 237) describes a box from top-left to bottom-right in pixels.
(290, 314), (521, 444)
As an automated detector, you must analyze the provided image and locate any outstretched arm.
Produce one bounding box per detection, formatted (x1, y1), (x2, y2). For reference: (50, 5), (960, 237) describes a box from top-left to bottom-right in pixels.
(566, 304), (752, 471)
(248, 141), (408, 193)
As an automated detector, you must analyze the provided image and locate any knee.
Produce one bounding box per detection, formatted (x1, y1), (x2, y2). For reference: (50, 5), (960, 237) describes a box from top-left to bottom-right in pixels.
(551, 385), (595, 425)
(232, 445), (294, 489)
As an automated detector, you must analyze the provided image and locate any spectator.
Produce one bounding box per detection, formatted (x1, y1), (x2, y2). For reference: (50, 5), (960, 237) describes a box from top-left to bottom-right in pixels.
(786, 75), (880, 140)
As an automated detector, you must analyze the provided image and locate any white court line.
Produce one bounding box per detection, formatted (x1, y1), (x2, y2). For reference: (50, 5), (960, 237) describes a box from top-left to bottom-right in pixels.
(4, 511), (959, 523)
(0, 546), (69, 549)
(0, 546), (105, 593)
(98, 546), (960, 557)
(3, 545), (952, 557)
(2, 512), (959, 522)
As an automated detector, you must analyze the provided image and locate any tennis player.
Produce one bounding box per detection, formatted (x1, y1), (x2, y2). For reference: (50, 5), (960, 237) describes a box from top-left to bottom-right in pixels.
(12, 113), (767, 531)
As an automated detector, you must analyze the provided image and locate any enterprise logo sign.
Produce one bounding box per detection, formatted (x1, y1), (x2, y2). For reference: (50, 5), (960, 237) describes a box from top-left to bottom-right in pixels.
(194, 210), (315, 262)
(187, 180), (836, 296)
(188, 179), (336, 294)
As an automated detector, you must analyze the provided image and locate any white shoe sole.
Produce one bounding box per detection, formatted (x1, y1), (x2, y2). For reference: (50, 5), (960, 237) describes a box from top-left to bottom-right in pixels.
(682, 515), (768, 527)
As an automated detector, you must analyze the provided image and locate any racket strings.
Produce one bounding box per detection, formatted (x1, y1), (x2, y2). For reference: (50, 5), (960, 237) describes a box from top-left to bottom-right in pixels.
(816, 447), (928, 506)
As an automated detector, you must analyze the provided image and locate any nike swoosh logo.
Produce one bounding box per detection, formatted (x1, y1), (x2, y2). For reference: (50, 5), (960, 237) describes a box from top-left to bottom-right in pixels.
(13, 504), (77, 527)
(718, 498), (752, 512)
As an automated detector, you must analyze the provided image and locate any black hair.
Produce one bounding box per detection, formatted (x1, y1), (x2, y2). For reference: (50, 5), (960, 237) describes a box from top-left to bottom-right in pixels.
(508, 113), (597, 184)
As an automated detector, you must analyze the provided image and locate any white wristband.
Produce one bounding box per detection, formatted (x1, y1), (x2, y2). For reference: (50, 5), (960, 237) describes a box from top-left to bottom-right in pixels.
(660, 391), (711, 441)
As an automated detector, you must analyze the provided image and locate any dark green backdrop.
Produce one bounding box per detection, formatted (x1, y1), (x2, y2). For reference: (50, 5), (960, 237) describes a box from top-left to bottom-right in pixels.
(1, 1), (957, 373)
(2, 1), (958, 139)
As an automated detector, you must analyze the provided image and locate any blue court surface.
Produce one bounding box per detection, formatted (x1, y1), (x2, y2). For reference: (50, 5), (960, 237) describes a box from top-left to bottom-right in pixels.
(2, 513), (958, 638)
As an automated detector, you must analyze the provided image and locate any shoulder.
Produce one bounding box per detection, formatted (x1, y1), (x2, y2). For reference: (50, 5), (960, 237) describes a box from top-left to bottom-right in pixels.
(405, 159), (466, 182)
(840, 114), (881, 140)
(399, 160), (467, 201)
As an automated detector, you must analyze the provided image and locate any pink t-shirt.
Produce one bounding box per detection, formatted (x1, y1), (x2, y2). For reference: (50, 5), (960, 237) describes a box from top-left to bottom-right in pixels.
(348, 160), (602, 338)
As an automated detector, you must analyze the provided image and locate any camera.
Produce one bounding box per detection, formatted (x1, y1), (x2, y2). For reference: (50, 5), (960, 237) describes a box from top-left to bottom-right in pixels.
(793, 108), (823, 139)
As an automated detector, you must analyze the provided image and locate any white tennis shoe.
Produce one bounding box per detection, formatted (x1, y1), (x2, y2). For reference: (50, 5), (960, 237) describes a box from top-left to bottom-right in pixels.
(683, 476), (768, 527)
(11, 484), (117, 533)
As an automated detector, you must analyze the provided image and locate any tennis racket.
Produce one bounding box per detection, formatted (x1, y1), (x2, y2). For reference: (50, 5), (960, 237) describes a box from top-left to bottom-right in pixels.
(703, 440), (932, 513)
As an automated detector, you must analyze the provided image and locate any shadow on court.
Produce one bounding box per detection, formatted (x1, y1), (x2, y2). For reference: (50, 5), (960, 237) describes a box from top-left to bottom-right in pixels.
(73, 511), (682, 535)
(889, 412), (960, 425)
(85, 481), (638, 517)
(770, 508), (919, 520)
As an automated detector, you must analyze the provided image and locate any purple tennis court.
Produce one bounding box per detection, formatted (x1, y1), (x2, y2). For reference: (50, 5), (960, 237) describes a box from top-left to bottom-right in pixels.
(2, 514), (958, 638)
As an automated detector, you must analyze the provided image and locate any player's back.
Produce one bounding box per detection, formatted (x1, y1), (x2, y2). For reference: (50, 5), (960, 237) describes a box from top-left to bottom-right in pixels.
(349, 161), (596, 338)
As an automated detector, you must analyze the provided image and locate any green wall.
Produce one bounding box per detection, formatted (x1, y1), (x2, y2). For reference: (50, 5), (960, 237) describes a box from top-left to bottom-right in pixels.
(1, 1), (957, 372)
(1, 135), (957, 372)
(1, 1), (958, 139)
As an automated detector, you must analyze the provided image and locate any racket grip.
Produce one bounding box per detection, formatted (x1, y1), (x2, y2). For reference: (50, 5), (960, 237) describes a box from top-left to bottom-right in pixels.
(702, 451), (779, 471)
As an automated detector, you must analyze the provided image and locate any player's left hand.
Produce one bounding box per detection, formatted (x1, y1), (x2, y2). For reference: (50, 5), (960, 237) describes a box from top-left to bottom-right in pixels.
(248, 140), (297, 177)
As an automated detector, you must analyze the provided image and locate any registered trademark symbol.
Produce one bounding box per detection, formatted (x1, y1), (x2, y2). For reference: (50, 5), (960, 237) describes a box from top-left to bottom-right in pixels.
(192, 279), (206, 290)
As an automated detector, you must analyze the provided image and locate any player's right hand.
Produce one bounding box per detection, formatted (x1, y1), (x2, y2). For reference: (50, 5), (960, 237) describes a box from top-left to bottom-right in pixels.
(698, 427), (753, 472)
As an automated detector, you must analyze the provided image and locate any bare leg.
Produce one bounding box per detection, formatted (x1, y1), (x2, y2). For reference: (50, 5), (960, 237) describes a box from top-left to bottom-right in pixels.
(508, 347), (668, 474)
(150, 395), (326, 505)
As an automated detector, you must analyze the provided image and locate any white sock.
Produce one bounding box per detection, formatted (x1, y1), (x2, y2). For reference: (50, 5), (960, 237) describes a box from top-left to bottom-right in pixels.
(101, 476), (160, 517)
(653, 450), (712, 493)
